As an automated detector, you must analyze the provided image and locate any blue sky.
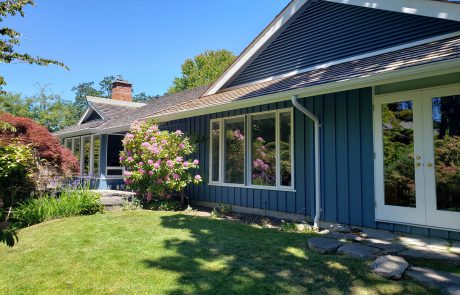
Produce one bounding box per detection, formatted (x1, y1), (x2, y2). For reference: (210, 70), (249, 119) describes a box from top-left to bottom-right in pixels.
(1, 0), (290, 101)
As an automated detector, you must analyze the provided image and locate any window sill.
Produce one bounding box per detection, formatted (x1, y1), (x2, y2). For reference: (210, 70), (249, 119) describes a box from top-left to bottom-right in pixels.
(208, 182), (296, 192)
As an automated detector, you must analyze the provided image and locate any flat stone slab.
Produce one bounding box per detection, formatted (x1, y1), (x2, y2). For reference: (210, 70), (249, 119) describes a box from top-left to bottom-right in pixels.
(445, 285), (460, 295)
(451, 242), (460, 255)
(371, 255), (409, 280)
(337, 243), (381, 260)
(406, 266), (460, 293)
(399, 247), (460, 265)
(326, 231), (364, 242)
(365, 238), (406, 253)
(100, 196), (125, 206)
(399, 235), (450, 251)
(308, 237), (343, 254)
(360, 228), (398, 241)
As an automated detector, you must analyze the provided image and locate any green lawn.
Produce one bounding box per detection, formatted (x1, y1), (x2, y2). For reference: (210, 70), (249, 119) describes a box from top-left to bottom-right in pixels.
(0, 211), (434, 295)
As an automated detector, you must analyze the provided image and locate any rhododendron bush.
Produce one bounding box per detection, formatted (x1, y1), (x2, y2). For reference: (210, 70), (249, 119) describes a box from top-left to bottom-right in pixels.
(120, 120), (202, 203)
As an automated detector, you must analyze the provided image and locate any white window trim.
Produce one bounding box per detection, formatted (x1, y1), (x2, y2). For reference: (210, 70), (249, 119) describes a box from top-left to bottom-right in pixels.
(208, 108), (295, 191)
(64, 135), (101, 177)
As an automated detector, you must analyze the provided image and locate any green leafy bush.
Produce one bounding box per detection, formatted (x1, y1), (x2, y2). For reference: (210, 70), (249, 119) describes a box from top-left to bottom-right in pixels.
(13, 190), (103, 227)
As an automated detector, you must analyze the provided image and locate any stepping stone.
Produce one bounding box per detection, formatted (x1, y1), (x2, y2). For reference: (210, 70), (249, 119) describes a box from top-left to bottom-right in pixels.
(371, 255), (409, 280)
(360, 228), (398, 241)
(330, 224), (352, 233)
(451, 242), (460, 255)
(337, 243), (381, 260)
(399, 235), (450, 251)
(327, 231), (364, 242)
(398, 247), (460, 265)
(406, 266), (460, 293)
(308, 237), (343, 254)
(365, 238), (406, 253)
(445, 285), (460, 295)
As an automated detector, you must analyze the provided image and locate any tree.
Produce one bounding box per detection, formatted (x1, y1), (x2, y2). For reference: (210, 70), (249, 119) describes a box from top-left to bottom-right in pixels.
(0, 0), (68, 91)
(99, 75), (115, 98)
(133, 92), (158, 102)
(167, 49), (236, 94)
(71, 81), (103, 115)
(0, 86), (78, 132)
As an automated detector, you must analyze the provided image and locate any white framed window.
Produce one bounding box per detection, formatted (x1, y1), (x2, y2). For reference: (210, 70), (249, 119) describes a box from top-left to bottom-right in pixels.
(209, 108), (294, 191)
(63, 135), (102, 177)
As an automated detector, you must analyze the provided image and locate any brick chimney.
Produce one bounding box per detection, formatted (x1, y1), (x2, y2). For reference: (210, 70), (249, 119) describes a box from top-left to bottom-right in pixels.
(111, 75), (132, 102)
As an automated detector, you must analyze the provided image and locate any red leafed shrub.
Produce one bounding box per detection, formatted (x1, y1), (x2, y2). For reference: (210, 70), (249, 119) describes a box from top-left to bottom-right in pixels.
(0, 112), (79, 175)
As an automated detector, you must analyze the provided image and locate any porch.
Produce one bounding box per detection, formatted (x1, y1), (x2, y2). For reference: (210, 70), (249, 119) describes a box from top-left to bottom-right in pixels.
(63, 133), (126, 190)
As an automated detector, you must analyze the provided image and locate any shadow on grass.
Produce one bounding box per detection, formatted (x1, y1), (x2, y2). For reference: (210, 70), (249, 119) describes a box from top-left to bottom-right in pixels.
(141, 214), (427, 295)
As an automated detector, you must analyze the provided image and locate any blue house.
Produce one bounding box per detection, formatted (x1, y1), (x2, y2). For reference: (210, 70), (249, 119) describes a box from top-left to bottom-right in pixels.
(56, 0), (460, 239)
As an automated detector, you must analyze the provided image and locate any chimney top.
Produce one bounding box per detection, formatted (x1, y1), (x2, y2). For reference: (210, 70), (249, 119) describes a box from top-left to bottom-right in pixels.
(111, 75), (132, 102)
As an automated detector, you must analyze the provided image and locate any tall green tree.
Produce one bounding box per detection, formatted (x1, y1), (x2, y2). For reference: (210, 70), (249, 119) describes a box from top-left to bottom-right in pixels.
(71, 81), (103, 114)
(133, 92), (158, 102)
(0, 0), (68, 91)
(0, 86), (78, 132)
(167, 49), (236, 94)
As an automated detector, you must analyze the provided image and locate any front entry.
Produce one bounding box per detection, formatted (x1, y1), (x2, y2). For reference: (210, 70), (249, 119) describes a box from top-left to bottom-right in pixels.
(374, 84), (460, 231)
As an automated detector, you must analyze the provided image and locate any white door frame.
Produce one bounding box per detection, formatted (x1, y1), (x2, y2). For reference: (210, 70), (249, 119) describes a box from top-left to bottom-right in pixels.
(373, 90), (426, 225)
(373, 83), (460, 231)
(422, 84), (460, 230)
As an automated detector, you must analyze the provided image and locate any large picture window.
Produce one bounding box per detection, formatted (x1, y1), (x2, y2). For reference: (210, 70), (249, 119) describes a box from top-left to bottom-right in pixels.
(209, 108), (294, 190)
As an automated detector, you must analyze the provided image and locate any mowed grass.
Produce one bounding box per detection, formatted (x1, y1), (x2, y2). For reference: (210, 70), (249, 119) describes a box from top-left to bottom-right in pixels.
(0, 211), (435, 295)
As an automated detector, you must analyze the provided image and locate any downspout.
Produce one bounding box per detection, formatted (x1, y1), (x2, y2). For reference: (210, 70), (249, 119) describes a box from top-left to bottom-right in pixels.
(291, 95), (321, 229)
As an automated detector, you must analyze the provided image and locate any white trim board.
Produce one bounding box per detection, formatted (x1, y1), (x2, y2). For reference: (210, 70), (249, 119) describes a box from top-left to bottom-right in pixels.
(325, 0), (460, 21)
(78, 105), (104, 125)
(86, 96), (146, 107)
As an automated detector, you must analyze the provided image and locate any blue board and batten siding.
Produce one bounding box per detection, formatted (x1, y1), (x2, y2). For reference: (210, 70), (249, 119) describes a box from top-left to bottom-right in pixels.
(162, 88), (460, 239)
(227, 0), (460, 87)
(161, 88), (376, 227)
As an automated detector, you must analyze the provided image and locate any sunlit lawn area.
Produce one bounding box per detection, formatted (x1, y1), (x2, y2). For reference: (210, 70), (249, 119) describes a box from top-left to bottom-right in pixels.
(0, 210), (435, 294)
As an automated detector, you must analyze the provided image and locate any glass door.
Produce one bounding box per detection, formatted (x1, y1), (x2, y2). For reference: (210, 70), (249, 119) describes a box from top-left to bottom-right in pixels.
(374, 91), (426, 225)
(423, 85), (460, 230)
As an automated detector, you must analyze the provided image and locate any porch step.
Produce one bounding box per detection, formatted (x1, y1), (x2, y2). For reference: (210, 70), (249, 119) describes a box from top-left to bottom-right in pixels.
(93, 190), (135, 210)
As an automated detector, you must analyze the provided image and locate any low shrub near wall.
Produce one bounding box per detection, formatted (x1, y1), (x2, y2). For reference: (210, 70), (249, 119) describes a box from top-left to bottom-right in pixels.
(13, 189), (104, 227)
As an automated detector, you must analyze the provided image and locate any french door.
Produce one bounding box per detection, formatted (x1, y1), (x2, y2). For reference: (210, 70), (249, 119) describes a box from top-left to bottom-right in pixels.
(374, 84), (460, 231)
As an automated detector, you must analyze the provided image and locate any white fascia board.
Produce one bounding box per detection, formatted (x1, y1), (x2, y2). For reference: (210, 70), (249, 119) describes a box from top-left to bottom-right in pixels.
(325, 0), (460, 21)
(99, 57), (460, 133)
(204, 0), (309, 96)
(86, 96), (146, 108)
(77, 105), (105, 125)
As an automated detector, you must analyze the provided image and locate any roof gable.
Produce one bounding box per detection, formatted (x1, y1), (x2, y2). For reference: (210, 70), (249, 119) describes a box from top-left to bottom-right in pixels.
(206, 0), (460, 94)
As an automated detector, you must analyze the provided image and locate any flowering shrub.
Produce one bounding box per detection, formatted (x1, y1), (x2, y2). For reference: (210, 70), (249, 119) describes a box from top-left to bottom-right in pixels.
(120, 120), (202, 202)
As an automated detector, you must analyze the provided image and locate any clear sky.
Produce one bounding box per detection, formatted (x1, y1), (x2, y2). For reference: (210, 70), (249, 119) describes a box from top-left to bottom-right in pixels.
(1, 0), (291, 101)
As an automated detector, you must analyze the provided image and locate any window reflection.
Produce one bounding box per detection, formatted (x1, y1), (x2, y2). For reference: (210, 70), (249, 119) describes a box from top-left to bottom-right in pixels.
(433, 95), (460, 212)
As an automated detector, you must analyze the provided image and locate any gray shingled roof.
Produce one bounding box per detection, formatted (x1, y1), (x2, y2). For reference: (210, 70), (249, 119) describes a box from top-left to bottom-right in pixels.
(56, 36), (460, 136)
